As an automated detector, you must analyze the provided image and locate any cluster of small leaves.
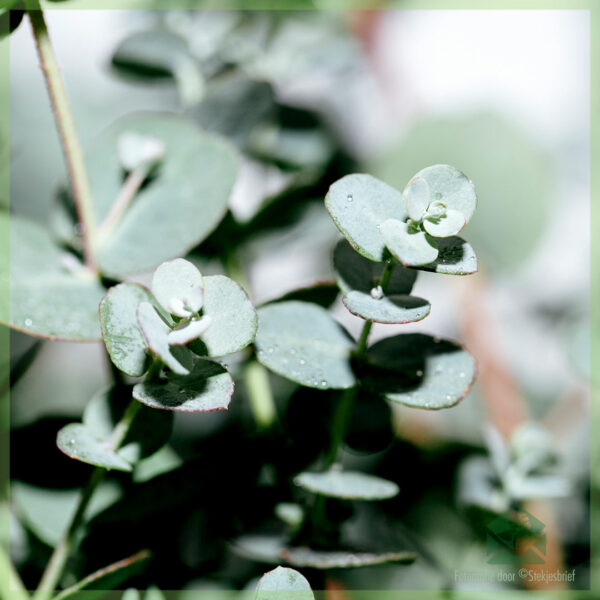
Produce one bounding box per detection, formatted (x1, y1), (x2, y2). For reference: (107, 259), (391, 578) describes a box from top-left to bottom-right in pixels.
(458, 422), (571, 515)
(55, 258), (257, 472)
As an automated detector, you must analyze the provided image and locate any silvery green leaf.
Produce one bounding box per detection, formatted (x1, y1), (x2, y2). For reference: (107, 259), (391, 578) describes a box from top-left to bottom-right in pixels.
(404, 177), (430, 221)
(333, 239), (416, 296)
(188, 275), (258, 357)
(294, 470), (399, 500)
(88, 114), (237, 279)
(254, 567), (314, 600)
(325, 174), (406, 262)
(409, 164), (476, 224)
(133, 358), (233, 413)
(417, 236), (477, 276)
(136, 302), (192, 375)
(0, 213), (106, 341)
(99, 283), (154, 377)
(255, 301), (355, 390)
(152, 258), (204, 317)
(423, 208), (465, 238)
(365, 334), (476, 409)
(168, 316), (212, 346)
(118, 131), (165, 172)
(457, 456), (508, 513)
(342, 291), (430, 324)
(379, 219), (439, 267)
(83, 387), (173, 465)
(56, 423), (133, 472)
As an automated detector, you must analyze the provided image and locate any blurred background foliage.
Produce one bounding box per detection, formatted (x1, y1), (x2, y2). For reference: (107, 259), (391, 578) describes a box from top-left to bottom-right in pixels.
(3, 7), (592, 596)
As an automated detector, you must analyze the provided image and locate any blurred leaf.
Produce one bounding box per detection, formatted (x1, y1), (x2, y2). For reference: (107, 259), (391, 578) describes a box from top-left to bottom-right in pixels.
(132, 445), (182, 483)
(112, 31), (204, 106)
(280, 547), (417, 569)
(83, 388), (173, 465)
(333, 239), (416, 295)
(371, 114), (552, 272)
(364, 334), (477, 409)
(11, 481), (121, 547)
(254, 566), (313, 599)
(345, 390), (393, 454)
(342, 291), (430, 324)
(325, 174), (406, 262)
(255, 301), (356, 390)
(133, 358), (234, 412)
(0, 213), (106, 341)
(100, 283), (153, 377)
(53, 550), (151, 600)
(57, 423), (133, 472)
(188, 275), (257, 357)
(85, 114), (238, 279)
(294, 470), (399, 500)
(191, 72), (276, 149)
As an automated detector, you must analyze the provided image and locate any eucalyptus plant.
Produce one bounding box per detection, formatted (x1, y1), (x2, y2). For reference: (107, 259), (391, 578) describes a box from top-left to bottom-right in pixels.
(6, 5), (553, 598)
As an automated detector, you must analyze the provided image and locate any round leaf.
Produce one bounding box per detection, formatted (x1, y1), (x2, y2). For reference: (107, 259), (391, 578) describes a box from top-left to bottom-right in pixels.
(188, 275), (257, 357)
(342, 291), (430, 324)
(83, 388), (173, 465)
(100, 283), (154, 377)
(409, 164), (476, 223)
(423, 208), (465, 238)
(333, 239), (416, 296)
(325, 174), (406, 262)
(56, 423), (132, 472)
(365, 334), (477, 409)
(281, 547), (417, 569)
(294, 470), (399, 500)
(379, 219), (439, 267)
(255, 567), (314, 599)
(0, 213), (106, 341)
(87, 114), (238, 278)
(151, 258), (204, 317)
(136, 302), (192, 375)
(133, 358), (234, 412)
(255, 301), (356, 390)
(417, 236), (477, 275)
(404, 177), (430, 221)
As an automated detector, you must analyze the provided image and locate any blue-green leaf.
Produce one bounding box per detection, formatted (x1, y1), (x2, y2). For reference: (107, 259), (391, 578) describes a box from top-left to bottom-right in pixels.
(423, 208), (465, 238)
(325, 174), (406, 262)
(418, 236), (477, 275)
(0, 213), (106, 341)
(379, 219), (438, 267)
(333, 239), (416, 295)
(99, 283), (153, 377)
(409, 164), (476, 223)
(255, 567), (314, 600)
(342, 291), (430, 324)
(404, 177), (430, 221)
(294, 470), (399, 500)
(56, 423), (132, 472)
(365, 334), (476, 409)
(189, 275), (257, 357)
(88, 114), (237, 278)
(255, 301), (355, 390)
(133, 358), (234, 412)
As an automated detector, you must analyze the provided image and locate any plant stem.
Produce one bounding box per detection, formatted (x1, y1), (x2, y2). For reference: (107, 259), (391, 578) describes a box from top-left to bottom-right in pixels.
(34, 399), (141, 599)
(97, 168), (147, 244)
(244, 360), (276, 429)
(26, 1), (97, 272)
(0, 545), (29, 600)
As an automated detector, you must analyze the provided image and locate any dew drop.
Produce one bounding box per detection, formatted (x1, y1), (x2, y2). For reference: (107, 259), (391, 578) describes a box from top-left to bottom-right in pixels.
(347, 194), (353, 202)
(299, 359), (306, 365)
(290, 349), (296, 356)
(416, 370), (423, 377)
(370, 285), (383, 300)
(320, 380), (327, 387)
(445, 395), (452, 401)
(25, 318), (32, 327)
(268, 347), (274, 354)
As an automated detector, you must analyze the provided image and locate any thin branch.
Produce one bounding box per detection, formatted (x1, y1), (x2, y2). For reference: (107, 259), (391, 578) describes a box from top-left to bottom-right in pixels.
(26, 1), (97, 272)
